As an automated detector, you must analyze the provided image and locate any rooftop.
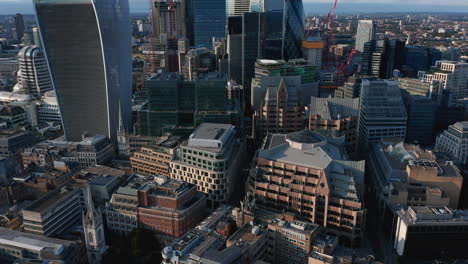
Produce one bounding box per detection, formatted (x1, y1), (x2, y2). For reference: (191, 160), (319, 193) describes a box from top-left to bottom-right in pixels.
(309, 96), (359, 120)
(82, 165), (126, 178)
(0, 227), (74, 254)
(89, 175), (120, 186)
(148, 72), (181, 81)
(452, 121), (468, 132)
(22, 186), (80, 214)
(398, 206), (468, 225)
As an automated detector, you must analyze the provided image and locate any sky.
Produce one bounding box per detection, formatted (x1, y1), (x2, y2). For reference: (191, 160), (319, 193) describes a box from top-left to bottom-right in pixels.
(0, 0), (468, 15)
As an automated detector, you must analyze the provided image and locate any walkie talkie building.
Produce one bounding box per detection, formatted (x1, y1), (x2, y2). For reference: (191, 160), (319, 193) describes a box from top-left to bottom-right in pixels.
(33, 0), (132, 143)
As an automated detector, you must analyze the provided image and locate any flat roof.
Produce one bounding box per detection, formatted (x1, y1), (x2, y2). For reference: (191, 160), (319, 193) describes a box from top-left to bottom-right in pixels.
(190, 123), (233, 140)
(0, 227), (73, 253)
(23, 187), (79, 213)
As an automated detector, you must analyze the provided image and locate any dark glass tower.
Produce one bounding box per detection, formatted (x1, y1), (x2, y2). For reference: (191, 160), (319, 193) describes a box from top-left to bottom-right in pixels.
(191, 0), (226, 48)
(282, 0), (304, 60)
(34, 0), (132, 143)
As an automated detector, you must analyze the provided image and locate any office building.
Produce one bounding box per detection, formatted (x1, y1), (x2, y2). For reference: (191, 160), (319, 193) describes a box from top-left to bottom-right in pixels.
(394, 206), (468, 259)
(436, 121), (468, 164)
(402, 95), (437, 145)
(33, 136), (114, 169)
(14, 13), (25, 43)
(34, 0), (132, 142)
(116, 132), (162, 158)
(36, 90), (62, 125)
(0, 129), (34, 160)
(252, 59), (319, 107)
(428, 61), (468, 100)
(17, 46), (53, 98)
(403, 46), (441, 77)
(131, 136), (182, 177)
(106, 175), (206, 237)
(398, 77), (442, 103)
(228, 0), (250, 16)
(354, 20), (376, 52)
(369, 139), (463, 220)
(105, 179), (140, 235)
(0, 227), (81, 264)
(170, 123), (243, 205)
(361, 39), (405, 79)
(22, 186), (83, 237)
(358, 80), (407, 147)
(268, 218), (318, 264)
(250, 130), (366, 245)
(309, 97), (360, 156)
(253, 77), (304, 139)
(335, 75), (365, 99)
(137, 176), (206, 237)
(283, 0), (305, 60)
(85, 167), (123, 204)
(135, 72), (240, 137)
(191, 0), (226, 48)
(0, 105), (29, 129)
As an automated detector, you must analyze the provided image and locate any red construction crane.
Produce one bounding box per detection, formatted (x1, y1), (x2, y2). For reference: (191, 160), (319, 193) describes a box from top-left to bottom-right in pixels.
(337, 48), (355, 83)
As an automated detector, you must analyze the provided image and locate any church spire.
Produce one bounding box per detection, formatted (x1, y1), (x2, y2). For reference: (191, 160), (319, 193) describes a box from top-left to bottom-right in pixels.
(83, 185), (106, 264)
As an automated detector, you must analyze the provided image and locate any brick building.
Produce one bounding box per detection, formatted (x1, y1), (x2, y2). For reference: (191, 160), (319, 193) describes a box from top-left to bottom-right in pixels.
(106, 175), (206, 238)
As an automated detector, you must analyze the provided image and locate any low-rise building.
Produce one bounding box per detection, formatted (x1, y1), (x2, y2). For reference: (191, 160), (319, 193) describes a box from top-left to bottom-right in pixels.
(0, 129), (34, 160)
(106, 174), (206, 237)
(394, 206), (468, 259)
(0, 227), (81, 264)
(268, 218), (318, 264)
(131, 136), (182, 177)
(84, 166), (124, 205)
(28, 136), (114, 169)
(370, 139), (463, 212)
(21, 185), (83, 237)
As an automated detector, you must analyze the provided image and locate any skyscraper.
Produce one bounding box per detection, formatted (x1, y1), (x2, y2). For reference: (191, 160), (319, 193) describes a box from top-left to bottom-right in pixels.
(283, 0), (305, 60)
(361, 38), (405, 79)
(14, 13), (25, 43)
(355, 20), (376, 52)
(17, 46), (53, 98)
(358, 80), (407, 147)
(34, 0), (132, 143)
(228, 0), (250, 16)
(152, 0), (186, 39)
(191, 0), (226, 48)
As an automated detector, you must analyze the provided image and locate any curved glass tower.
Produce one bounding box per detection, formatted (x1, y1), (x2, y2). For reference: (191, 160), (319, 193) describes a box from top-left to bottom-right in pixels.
(34, 0), (132, 143)
(283, 0), (304, 60)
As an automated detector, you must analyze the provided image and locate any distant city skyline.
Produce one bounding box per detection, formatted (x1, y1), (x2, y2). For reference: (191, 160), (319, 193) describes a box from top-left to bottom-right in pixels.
(0, 0), (468, 15)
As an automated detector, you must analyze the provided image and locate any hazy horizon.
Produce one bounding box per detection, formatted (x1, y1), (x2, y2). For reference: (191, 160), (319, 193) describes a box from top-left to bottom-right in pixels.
(0, 1), (468, 15)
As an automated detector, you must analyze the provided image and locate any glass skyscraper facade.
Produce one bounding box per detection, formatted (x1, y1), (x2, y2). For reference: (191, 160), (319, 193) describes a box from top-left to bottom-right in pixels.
(136, 72), (240, 137)
(191, 0), (226, 48)
(283, 0), (304, 60)
(34, 0), (132, 142)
